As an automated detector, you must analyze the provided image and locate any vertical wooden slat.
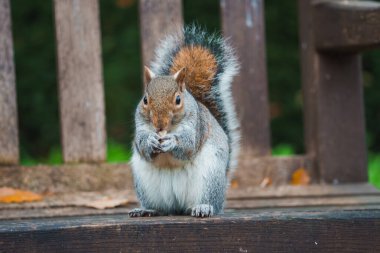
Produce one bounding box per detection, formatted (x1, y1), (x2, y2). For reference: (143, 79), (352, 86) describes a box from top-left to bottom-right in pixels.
(139, 0), (183, 67)
(0, 0), (19, 164)
(221, 0), (271, 157)
(54, 0), (106, 163)
(298, 0), (367, 183)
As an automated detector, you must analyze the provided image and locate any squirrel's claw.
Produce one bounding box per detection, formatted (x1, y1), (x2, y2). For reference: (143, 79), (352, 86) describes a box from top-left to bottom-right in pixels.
(147, 133), (161, 151)
(128, 208), (158, 217)
(191, 204), (214, 218)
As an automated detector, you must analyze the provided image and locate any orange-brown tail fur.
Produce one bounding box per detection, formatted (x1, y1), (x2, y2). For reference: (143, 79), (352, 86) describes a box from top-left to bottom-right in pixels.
(170, 46), (221, 120)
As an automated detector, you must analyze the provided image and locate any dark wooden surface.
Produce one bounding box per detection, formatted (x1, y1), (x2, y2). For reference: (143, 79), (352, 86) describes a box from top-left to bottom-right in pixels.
(314, 0), (380, 52)
(221, 0), (271, 157)
(54, 0), (106, 163)
(298, 0), (367, 183)
(0, 0), (19, 165)
(139, 0), (183, 68)
(1, 207), (380, 252)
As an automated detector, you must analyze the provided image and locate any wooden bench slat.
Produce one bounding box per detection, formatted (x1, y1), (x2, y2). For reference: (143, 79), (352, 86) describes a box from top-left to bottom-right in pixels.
(0, 157), (315, 194)
(228, 183), (380, 199)
(1, 183), (379, 220)
(54, 0), (106, 163)
(221, 0), (271, 157)
(314, 0), (380, 52)
(234, 155), (316, 187)
(298, 0), (367, 183)
(1, 208), (380, 252)
(139, 0), (183, 67)
(0, 0), (19, 165)
(2, 197), (380, 220)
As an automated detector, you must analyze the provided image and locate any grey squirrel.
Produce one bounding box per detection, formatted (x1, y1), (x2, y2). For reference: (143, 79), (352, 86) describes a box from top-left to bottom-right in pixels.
(129, 25), (240, 218)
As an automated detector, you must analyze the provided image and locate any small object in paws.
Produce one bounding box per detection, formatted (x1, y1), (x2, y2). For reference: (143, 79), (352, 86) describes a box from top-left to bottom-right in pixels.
(158, 130), (167, 143)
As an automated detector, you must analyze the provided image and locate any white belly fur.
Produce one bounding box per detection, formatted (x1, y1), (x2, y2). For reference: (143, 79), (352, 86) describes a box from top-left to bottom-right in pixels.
(131, 142), (220, 211)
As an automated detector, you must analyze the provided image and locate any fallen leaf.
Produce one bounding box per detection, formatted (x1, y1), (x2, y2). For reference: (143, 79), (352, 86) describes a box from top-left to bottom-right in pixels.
(260, 177), (272, 188)
(291, 168), (311, 185)
(0, 187), (43, 203)
(230, 179), (239, 189)
(83, 197), (129, 210)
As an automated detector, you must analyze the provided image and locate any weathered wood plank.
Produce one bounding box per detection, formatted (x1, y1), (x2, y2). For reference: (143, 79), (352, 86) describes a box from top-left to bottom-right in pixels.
(0, 0), (19, 164)
(228, 196), (380, 209)
(316, 54), (367, 183)
(0, 163), (134, 193)
(298, 0), (367, 183)
(139, 0), (183, 67)
(298, 0), (319, 176)
(0, 157), (314, 194)
(232, 155), (316, 188)
(54, 0), (106, 163)
(1, 162), (379, 220)
(221, 0), (271, 157)
(3, 203), (380, 221)
(1, 183), (376, 212)
(0, 159), (374, 200)
(228, 183), (380, 199)
(0, 206), (136, 220)
(1, 191), (380, 220)
(1, 208), (380, 252)
(314, 0), (380, 52)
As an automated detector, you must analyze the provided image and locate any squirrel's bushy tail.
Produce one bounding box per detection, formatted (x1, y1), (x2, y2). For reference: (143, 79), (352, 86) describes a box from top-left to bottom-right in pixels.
(150, 25), (240, 175)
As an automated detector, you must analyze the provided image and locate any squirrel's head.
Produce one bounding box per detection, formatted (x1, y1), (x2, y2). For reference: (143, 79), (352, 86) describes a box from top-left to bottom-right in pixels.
(140, 66), (186, 133)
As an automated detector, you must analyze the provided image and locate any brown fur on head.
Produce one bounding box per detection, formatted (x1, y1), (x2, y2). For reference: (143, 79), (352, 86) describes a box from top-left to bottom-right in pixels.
(141, 66), (186, 133)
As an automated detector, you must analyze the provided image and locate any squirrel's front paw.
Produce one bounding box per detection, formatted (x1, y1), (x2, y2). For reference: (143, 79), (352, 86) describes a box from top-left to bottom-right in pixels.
(147, 133), (161, 154)
(159, 134), (177, 152)
(128, 208), (158, 217)
(191, 204), (214, 218)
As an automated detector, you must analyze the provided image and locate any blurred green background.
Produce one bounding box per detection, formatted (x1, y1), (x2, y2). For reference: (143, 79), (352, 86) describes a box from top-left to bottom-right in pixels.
(10, 0), (380, 188)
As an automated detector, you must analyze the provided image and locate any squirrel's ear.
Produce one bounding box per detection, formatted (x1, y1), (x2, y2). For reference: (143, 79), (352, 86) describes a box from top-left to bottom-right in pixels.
(173, 67), (186, 91)
(144, 66), (155, 87)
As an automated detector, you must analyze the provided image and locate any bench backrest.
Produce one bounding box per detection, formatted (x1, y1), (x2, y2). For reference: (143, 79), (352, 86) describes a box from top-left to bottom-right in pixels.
(1, 0), (379, 186)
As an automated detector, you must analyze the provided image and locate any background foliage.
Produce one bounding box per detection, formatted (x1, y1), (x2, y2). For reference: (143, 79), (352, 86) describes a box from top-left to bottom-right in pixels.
(10, 0), (380, 187)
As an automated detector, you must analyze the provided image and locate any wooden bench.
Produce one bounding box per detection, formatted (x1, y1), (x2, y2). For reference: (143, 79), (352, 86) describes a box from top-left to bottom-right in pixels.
(1, 0), (380, 251)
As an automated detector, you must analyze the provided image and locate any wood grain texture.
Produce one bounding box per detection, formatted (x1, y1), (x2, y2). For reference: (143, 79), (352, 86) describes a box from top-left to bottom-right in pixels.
(1, 183), (379, 220)
(233, 155), (316, 188)
(0, 0), (19, 164)
(54, 0), (106, 163)
(1, 208), (380, 252)
(314, 0), (380, 52)
(0, 163), (134, 193)
(1, 183), (378, 210)
(221, 0), (271, 157)
(298, 0), (367, 183)
(0, 157), (314, 195)
(139, 0), (183, 67)
(228, 183), (380, 199)
(227, 196), (380, 209)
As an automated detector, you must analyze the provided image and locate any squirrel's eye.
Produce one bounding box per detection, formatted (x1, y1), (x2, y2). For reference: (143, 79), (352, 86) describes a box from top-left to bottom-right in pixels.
(143, 96), (148, 105)
(175, 95), (181, 105)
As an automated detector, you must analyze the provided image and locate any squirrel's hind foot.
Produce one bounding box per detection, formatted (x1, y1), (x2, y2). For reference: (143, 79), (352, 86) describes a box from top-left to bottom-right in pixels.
(191, 204), (214, 218)
(128, 208), (158, 217)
